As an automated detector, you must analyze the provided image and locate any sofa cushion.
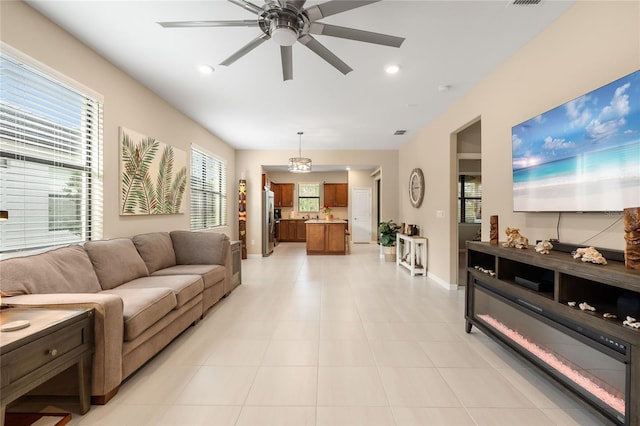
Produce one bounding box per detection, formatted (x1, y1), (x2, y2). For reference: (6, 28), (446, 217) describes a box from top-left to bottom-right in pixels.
(132, 232), (177, 274)
(85, 238), (149, 290)
(117, 275), (204, 309)
(0, 245), (102, 296)
(101, 287), (176, 341)
(170, 231), (228, 265)
(152, 264), (225, 289)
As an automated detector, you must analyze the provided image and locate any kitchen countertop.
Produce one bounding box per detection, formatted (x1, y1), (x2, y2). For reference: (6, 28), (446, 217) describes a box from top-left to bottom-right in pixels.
(305, 219), (348, 224)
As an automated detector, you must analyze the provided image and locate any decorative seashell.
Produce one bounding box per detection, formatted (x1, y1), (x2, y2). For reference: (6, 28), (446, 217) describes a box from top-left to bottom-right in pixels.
(572, 247), (607, 265)
(627, 316), (637, 323)
(579, 302), (596, 312)
(535, 240), (553, 255)
(603, 313), (617, 319)
(624, 320), (640, 329)
(567, 301), (576, 307)
(502, 227), (529, 249)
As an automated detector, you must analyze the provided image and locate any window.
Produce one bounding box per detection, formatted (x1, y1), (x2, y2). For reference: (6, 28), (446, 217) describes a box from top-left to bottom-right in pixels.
(458, 175), (482, 223)
(190, 146), (227, 230)
(0, 48), (103, 253)
(298, 183), (320, 212)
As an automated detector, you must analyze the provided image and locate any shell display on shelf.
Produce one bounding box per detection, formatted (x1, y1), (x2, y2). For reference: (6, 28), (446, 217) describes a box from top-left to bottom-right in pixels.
(502, 227), (529, 249)
(573, 247), (608, 265)
(535, 240), (553, 254)
(579, 302), (596, 312)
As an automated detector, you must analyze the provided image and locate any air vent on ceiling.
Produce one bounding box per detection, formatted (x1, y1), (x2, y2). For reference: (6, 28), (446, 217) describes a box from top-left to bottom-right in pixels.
(394, 130), (407, 135)
(511, 0), (542, 5)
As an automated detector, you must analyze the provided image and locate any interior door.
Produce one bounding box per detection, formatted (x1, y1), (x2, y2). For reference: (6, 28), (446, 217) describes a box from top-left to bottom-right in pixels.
(351, 188), (371, 243)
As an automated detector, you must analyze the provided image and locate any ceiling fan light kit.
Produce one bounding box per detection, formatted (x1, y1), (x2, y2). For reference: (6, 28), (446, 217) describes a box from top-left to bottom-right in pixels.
(158, 0), (405, 81)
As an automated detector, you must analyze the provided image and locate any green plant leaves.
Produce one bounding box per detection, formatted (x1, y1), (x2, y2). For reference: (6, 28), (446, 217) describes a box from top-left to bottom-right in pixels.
(378, 220), (401, 247)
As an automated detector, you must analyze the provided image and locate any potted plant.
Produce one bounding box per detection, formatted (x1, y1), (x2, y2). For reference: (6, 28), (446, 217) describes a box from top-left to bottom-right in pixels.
(378, 220), (401, 261)
(322, 206), (333, 221)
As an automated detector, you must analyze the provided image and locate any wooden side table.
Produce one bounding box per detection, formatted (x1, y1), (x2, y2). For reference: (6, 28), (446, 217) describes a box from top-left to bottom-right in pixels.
(0, 308), (94, 424)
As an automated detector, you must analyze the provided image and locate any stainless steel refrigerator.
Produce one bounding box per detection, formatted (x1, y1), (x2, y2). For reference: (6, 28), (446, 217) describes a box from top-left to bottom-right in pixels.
(262, 190), (275, 256)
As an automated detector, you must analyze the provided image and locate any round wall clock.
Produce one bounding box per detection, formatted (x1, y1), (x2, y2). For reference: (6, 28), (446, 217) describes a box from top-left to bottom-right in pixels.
(409, 168), (425, 208)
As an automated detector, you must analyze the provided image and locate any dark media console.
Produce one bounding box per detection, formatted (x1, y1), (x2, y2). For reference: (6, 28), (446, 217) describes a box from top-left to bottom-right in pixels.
(466, 241), (640, 425)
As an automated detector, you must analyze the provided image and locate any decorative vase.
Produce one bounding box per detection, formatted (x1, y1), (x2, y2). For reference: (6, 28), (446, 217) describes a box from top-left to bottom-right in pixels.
(325, 214), (331, 221)
(624, 207), (640, 270)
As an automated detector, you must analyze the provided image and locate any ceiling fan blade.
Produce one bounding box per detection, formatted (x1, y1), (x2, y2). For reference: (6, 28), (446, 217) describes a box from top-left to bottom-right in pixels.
(305, 0), (380, 21)
(298, 34), (352, 75)
(309, 23), (404, 47)
(281, 46), (293, 81)
(227, 0), (263, 15)
(158, 20), (258, 28)
(220, 32), (270, 66)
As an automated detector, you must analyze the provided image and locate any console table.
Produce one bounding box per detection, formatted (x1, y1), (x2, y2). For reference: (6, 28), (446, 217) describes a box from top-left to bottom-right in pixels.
(396, 234), (427, 276)
(465, 241), (640, 425)
(1, 308), (94, 424)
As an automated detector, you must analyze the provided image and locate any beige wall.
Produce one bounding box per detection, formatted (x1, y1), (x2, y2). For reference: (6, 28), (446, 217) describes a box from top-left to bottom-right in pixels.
(399, 1), (640, 287)
(1, 1), (236, 240)
(236, 150), (398, 255)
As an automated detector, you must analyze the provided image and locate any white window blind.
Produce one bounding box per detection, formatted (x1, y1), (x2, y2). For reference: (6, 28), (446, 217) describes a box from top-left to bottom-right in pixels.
(190, 146), (227, 230)
(0, 50), (103, 253)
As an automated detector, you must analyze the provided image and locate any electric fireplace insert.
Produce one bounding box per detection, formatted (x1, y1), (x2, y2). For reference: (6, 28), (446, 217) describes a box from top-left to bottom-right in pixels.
(465, 242), (640, 425)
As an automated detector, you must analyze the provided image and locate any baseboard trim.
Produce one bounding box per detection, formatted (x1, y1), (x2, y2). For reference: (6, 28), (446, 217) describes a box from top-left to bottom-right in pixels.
(428, 272), (459, 291)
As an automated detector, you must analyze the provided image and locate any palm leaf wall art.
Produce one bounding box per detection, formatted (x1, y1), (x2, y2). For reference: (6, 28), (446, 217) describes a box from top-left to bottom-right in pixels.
(119, 127), (188, 215)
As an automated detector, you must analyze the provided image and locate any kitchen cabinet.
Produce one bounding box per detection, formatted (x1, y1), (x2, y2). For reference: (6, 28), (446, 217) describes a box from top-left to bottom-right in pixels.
(306, 221), (347, 255)
(278, 219), (306, 242)
(323, 183), (348, 207)
(296, 220), (306, 241)
(273, 183), (294, 207)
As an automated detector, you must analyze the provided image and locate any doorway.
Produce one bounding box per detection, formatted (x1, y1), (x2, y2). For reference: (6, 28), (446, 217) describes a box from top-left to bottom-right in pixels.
(454, 120), (482, 285)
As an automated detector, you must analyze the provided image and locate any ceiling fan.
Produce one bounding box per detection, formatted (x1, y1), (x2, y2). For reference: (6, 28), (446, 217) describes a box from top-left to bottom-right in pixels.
(158, 0), (405, 81)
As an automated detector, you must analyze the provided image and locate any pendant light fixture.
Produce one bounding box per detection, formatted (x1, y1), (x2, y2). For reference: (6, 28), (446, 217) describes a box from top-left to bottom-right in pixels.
(288, 131), (312, 173)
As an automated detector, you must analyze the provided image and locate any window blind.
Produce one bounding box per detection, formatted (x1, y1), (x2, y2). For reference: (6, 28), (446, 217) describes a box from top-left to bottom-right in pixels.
(458, 175), (482, 223)
(0, 51), (103, 253)
(190, 146), (227, 230)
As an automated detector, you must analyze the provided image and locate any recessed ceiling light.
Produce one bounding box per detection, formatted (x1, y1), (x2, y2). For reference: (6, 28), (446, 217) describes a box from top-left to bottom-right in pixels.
(198, 65), (214, 75)
(438, 84), (452, 92)
(385, 64), (400, 74)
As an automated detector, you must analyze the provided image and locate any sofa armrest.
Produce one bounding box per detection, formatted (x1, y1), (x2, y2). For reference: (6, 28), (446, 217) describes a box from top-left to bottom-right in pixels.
(223, 241), (232, 294)
(170, 231), (229, 266)
(4, 293), (124, 398)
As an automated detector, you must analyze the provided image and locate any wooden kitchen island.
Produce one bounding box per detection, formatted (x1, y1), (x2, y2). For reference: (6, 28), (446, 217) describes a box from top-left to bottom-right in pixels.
(305, 220), (347, 255)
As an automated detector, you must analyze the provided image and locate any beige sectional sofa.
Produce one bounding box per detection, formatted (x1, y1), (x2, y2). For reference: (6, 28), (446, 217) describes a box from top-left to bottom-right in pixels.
(0, 231), (237, 404)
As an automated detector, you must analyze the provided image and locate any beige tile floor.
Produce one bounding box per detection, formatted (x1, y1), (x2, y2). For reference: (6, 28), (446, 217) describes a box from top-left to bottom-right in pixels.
(68, 242), (605, 425)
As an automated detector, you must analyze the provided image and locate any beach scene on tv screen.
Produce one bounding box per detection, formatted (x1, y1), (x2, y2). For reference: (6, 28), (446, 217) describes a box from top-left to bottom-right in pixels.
(512, 70), (640, 212)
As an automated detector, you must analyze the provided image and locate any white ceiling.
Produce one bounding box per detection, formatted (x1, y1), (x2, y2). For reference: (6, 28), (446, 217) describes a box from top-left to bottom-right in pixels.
(26, 0), (574, 152)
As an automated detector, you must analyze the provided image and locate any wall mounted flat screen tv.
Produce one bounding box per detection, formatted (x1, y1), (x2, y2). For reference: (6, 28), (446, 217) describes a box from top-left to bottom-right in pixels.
(512, 70), (640, 212)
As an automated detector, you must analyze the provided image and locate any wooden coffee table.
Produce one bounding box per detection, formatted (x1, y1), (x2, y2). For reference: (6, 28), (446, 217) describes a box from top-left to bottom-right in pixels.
(0, 308), (94, 425)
